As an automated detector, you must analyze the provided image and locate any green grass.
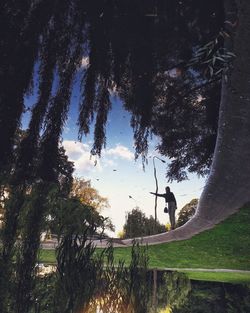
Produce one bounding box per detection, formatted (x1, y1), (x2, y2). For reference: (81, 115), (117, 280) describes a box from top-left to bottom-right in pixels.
(113, 206), (250, 270)
(179, 271), (250, 284)
(39, 206), (250, 274)
(39, 249), (56, 264)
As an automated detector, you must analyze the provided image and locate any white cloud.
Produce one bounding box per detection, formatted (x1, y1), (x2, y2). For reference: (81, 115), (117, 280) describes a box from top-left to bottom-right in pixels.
(63, 140), (102, 175)
(62, 141), (134, 178)
(103, 159), (117, 168)
(105, 144), (134, 161)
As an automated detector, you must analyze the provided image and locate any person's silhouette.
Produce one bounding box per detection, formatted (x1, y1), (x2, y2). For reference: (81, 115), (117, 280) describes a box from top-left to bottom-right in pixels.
(150, 186), (177, 230)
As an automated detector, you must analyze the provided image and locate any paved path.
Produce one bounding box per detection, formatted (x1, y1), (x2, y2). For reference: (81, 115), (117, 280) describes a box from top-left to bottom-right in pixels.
(36, 261), (250, 274)
(41, 217), (221, 249)
(41, 208), (240, 249)
(94, 208), (240, 247)
(161, 268), (250, 273)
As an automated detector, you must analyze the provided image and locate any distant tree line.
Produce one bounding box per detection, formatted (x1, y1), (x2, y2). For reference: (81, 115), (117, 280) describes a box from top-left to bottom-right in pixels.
(120, 199), (198, 239)
(120, 207), (166, 239)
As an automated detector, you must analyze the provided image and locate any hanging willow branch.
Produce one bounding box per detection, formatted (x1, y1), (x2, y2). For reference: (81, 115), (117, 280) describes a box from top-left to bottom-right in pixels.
(0, 0), (57, 176)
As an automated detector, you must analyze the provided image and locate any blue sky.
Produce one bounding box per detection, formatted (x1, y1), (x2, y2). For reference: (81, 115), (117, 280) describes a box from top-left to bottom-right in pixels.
(23, 69), (206, 236)
(61, 96), (206, 235)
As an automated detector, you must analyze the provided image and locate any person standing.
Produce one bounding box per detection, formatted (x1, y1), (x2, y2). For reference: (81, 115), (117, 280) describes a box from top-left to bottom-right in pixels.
(150, 186), (177, 230)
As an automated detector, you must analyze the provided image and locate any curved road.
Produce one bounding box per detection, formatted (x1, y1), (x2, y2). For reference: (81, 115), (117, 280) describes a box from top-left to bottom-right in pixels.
(96, 208), (238, 247)
(41, 207), (240, 249)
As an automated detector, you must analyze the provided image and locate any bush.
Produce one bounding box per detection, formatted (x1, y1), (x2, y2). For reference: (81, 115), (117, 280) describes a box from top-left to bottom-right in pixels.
(122, 207), (166, 239)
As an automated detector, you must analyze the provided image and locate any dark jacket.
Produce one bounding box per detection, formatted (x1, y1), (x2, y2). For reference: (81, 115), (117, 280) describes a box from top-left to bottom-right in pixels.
(153, 191), (177, 205)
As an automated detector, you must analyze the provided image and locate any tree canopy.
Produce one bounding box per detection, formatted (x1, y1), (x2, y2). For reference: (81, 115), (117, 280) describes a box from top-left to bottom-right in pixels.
(121, 207), (166, 239)
(176, 199), (198, 227)
(0, 0), (226, 183)
(71, 178), (109, 212)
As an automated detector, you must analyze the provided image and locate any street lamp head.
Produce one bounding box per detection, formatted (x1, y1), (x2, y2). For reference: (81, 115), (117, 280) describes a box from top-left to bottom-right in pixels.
(153, 156), (166, 163)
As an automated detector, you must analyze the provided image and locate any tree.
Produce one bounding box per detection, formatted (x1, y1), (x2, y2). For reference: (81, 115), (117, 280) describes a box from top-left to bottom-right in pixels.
(184, 0), (250, 236)
(122, 207), (166, 239)
(48, 188), (114, 238)
(70, 178), (109, 212)
(176, 199), (198, 228)
(122, 0), (250, 244)
(0, 0), (225, 177)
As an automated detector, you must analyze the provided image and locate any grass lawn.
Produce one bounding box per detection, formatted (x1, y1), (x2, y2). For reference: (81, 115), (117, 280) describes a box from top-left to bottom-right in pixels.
(113, 205), (250, 270)
(39, 206), (250, 283)
(39, 249), (56, 264)
(180, 271), (250, 284)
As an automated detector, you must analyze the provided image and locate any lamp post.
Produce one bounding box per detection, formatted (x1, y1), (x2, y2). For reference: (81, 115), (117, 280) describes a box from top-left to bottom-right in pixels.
(152, 156), (166, 227)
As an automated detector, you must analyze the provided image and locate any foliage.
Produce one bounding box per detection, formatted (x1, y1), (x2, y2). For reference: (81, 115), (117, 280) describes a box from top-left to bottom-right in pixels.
(162, 271), (191, 310)
(47, 176), (113, 238)
(165, 223), (171, 231)
(88, 242), (149, 313)
(172, 281), (250, 313)
(70, 177), (109, 212)
(31, 241), (149, 313)
(188, 31), (236, 79)
(29, 273), (56, 313)
(176, 199), (198, 227)
(151, 80), (220, 181)
(35, 199), (116, 312)
(122, 207), (166, 239)
(0, 133), (112, 312)
(54, 223), (104, 312)
(0, 0), (227, 183)
(117, 229), (125, 239)
(0, 142), (74, 312)
(30, 263), (250, 313)
(48, 196), (112, 240)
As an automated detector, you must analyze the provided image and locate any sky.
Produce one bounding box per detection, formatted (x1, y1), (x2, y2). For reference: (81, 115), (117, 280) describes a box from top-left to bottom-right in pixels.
(23, 69), (206, 237)
(61, 96), (206, 236)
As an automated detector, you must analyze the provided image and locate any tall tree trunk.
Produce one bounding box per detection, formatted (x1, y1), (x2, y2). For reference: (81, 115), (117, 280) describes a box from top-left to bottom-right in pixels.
(123, 0), (250, 245)
(192, 0), (250, 223)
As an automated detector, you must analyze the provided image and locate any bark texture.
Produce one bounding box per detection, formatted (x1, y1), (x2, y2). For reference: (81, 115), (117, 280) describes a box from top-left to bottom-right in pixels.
(195, 0), (250, 220)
